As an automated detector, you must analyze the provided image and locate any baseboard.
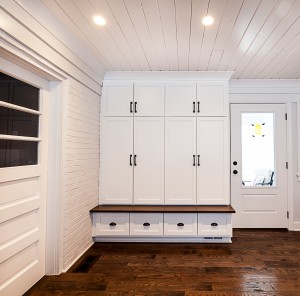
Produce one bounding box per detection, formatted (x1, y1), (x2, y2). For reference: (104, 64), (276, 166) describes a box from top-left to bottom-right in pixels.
(292, 222), (300, 231)
(62, 241), (94, 273)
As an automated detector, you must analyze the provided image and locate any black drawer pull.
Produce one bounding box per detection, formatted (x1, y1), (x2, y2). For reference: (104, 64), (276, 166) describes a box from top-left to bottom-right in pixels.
(143, 222), (150, 227)
(211, 222), (218, 227)
(177, 222), (184, 227)
(193, 101), (196, 113)
(109, 222), (117, 227)
(130, 102), (133, 113)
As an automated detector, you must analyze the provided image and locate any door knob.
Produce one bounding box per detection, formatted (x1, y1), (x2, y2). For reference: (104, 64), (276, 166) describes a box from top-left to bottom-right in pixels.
(233, 170), (238, 174)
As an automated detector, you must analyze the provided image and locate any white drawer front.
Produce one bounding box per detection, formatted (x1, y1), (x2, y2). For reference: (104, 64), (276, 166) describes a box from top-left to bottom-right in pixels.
(130, 213), (163, 236)
(94, 213), (129, 236)
(164, 213), (197, 236)
(198, 213), (232, 236)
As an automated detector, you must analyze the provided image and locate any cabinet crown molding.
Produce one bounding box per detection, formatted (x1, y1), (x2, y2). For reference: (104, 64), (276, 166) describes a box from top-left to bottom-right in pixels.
(104, 71), (234, 81)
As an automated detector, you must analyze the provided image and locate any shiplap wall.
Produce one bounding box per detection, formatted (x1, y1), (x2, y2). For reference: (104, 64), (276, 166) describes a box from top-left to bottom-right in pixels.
(63, 79), (100, 270)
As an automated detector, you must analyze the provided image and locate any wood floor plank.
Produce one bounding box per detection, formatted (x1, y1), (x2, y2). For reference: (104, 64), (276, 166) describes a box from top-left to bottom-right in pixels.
(24, 229), (300, 295)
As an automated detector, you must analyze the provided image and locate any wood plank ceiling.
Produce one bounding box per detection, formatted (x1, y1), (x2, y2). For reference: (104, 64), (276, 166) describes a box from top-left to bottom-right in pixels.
(41, 0), (300, 79)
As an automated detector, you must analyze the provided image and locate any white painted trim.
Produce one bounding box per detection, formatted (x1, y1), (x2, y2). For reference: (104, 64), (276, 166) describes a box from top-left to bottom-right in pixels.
(93, 236), (232, 243)
(0, 101), (41, 115)
(292, 222), (300, 231)
(297, 102), (300, 182)
(104, 71), (234, 81)
(0, 135), (41, 141)
(230, 79), (300, 89)
(287, 103), (295, 231)
(62, 242), (94, 273)
(45, 81), (64, 275)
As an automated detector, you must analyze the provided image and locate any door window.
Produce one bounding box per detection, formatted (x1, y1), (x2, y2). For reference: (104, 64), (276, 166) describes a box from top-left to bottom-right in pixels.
(241, 113), (275, 187)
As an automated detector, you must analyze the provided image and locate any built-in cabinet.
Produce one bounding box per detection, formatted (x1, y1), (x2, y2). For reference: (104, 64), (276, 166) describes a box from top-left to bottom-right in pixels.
(95, 72), (233, 243)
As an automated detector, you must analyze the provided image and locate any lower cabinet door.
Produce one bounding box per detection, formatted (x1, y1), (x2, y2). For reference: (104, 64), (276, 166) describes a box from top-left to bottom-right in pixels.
(94, 213), (130, 236)
(198, 213), (232, 236)
(130, 213), (163, 236)
(164, 213), (197, 236)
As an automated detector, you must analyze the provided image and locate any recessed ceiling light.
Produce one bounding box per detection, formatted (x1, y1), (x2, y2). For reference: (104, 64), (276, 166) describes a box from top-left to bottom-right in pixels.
(202, 15), (214, 26)
(93, 15), (106, 26)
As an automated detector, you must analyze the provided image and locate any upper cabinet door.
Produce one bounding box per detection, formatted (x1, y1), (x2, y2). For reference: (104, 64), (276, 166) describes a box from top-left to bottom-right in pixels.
(197, 83), (228, 116)
(134, 82), (164, 116)
(165, 82), (196, 116)
(101, 81), (133, 116)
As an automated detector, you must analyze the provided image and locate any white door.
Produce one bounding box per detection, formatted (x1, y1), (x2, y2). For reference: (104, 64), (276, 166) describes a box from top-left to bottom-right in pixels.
(231, 104), (288, 228)
(165, 82), (196, 116)
(134, 117), (164, 204)
(134, 82), (164, 116)
(0, 80), (47, 295)
(101, 81), (133, 116)
(100, 117), (133, 204)
(197, 118), (230, 205)
(165, 117), (197, 204)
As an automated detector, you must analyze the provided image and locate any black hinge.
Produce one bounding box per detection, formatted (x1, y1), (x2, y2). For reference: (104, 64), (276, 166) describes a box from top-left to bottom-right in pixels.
(287, 211), (289, 219)
(286, 162), (288, 169)
(285, 113), (287, 120)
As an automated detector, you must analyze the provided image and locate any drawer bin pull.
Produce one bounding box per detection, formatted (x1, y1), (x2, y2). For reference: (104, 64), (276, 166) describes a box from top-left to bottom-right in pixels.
(143, 222), (150, 227)
(211, 222), (218, 227)
(109, 222), (117, 227)
(177, 222), (184, 227)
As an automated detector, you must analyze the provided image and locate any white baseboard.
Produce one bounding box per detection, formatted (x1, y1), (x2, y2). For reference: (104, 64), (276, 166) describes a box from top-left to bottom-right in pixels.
(62, 241), (94, 273)
(292, 222), (300, 231)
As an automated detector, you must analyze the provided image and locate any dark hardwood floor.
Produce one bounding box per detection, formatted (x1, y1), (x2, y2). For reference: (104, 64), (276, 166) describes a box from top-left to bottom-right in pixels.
(24, 229), (300, 295)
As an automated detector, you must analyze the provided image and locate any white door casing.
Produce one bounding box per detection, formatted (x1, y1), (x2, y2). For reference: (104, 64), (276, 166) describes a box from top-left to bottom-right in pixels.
(231, 104), (288, 228)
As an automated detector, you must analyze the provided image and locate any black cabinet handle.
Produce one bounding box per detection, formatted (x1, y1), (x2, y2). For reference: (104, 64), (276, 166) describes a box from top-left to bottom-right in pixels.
(233, 161), (238, 166)
(130, 154), (133, 166)
(197, 101), (200, 113)
(193, 155), (196, 166)
(134, 102), (137, 113)
(193, 102), (196, 113)
(130, 102), (133, 113)
(177, 222), (184, 227)
(211, 222), (218, 227)
(197, 155), (200, 166)
(134, 155), (137, 166)
(143, 222), (150, 227)
(109, 222), (117, 227)
(233, 170), (238, 174)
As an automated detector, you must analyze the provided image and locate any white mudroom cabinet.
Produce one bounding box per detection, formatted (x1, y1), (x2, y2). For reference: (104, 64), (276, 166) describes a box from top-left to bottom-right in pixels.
(94, 71), (234, 243)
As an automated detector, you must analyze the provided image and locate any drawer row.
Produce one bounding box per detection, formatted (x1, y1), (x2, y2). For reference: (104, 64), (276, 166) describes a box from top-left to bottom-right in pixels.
(93, 212), (232, 237)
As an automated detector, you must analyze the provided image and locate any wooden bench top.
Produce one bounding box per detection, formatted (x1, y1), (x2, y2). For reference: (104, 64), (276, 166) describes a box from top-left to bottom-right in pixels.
(90, 205), (235, 213)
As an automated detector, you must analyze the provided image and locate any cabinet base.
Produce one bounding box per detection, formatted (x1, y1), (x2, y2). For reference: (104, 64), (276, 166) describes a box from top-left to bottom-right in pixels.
(93, 236), (232, 243)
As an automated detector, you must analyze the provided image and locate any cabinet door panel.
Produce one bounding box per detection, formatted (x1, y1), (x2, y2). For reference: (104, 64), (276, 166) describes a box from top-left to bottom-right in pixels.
(165, 117), (197, 204)
(197, 118), (230, 204)
(134, 117), (164, 204)
(197, 84), (228, 116)
(165, 82), (196, 116)
(102, 81), (133, 116)
(134, 82), (164, 116)
(100, 117), (133, 204)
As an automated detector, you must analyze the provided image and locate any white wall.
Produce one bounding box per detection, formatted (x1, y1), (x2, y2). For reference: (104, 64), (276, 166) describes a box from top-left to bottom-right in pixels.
(229, 79), (300, 230)
(63, 79), (100, 270)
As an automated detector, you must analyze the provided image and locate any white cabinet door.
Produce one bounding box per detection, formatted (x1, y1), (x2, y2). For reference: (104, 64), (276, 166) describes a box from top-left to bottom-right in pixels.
(165, 82), (196, 116)
(165, 117), (197, 204)
(134, 82), (164, 116)
(101, 81), (133, 116)
(197, 83), (228, 116)
(134, 117), (164, 204)
(196, 118), (230, 205)
(100, 117), (133, 204)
